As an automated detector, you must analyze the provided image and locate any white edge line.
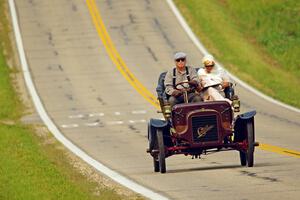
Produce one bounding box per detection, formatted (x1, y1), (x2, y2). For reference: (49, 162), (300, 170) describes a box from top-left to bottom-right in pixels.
(8, 0), (169, 199)
(166, 0), (300, 113)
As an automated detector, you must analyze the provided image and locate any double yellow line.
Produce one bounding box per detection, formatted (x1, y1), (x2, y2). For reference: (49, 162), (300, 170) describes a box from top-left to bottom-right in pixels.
(86, 0), (159, 109)
(260, 143), (300, 158)
(86, 0), (300, 159)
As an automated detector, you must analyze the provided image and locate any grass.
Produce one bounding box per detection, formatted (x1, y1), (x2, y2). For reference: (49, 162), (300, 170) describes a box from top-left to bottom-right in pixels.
(0, 1), (141, 200)
(0, 2), (21, 120)
(174, 0), (300, 108)
(0, 123), (136, 200)
(1, 125), (96, 200)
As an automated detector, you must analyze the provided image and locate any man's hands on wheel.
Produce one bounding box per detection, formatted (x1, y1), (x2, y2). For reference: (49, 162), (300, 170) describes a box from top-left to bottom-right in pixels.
(173, 80), (202, 96)
(172, 90), (182, 97)
(189, 80), (204, 92)
(188, 80), (198, 87)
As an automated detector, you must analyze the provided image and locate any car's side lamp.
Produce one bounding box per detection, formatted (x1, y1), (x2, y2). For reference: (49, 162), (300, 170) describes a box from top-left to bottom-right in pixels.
(163, 103), (171, 119)
(232, 95), (240, 112)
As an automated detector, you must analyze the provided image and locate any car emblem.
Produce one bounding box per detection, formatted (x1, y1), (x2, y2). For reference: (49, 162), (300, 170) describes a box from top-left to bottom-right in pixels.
(197, 125), (214, 138)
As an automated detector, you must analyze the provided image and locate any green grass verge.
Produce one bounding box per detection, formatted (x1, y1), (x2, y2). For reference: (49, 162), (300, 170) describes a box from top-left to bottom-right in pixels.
(0, 1), (141, 200)
(0, 125), (127, 200)
(0, 2), (21, 120)
(174, 0), (300, 108)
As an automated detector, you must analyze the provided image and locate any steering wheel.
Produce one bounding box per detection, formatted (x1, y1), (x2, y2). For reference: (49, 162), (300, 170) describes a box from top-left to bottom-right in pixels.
(174, 81), (197, 103)
(175, 81), (197, 91)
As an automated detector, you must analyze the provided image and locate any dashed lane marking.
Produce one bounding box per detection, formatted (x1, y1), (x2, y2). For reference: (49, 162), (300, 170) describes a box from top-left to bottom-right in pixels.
(107, 120), (124, 125)
(68, 110), (147, 119)
(69, 114), (85, 119)
(61, 124), (79, 128)
(85, 122), (103, 127)
(132, 110), (147, 114)
(89, 113), (105, 117)
(114, 112), (121, 116)
(69, 113), (105, 119)
(61, 119), (147, 128)
(129, 119), (146, 124)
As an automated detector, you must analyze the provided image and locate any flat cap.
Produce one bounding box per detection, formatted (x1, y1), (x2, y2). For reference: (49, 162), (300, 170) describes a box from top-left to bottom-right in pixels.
(174, 52), (187, 60)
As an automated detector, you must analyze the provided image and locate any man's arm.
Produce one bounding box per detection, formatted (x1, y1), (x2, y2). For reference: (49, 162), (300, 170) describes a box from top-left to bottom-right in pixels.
(188, 67), (201, 89)
(189, 67), (200, 83)
(164, 69), (175, 96)
(220, 69), (230, 89)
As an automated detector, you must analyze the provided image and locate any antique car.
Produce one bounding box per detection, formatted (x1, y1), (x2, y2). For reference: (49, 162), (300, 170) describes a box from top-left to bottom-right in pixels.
(147, 70), (259, 173)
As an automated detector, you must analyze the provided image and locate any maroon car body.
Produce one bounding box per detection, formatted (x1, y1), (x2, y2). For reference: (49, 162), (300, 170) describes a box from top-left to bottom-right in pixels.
(147, 71), (258, 173)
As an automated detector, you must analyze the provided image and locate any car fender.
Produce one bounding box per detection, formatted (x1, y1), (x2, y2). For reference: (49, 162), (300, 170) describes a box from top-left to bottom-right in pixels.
(234, 110), (256, 142)
(148, 119), (171, 151)
(236, 110), (256, 120)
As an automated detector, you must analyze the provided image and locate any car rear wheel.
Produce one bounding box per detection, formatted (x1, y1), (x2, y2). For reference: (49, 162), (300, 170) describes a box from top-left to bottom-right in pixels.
(238, 120), (254, 167)
(157, 129), (166, 173)
(239, 151), (247, 166)
(246, 121), (254, 167)
(153, 157), (159, 172)
(150, 125), (159, 173)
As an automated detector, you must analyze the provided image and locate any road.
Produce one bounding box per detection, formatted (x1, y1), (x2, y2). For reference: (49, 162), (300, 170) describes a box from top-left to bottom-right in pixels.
(14, 0), (300, 199)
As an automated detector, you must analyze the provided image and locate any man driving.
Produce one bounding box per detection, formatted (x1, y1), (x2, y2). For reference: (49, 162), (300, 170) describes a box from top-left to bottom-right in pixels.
(164, 52), (202, 107)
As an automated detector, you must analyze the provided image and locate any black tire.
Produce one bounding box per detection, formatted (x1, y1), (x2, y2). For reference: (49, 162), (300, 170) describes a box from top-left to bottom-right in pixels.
(153, 157), (159, 172)
(239, 151), (247, 166)
(246, 121), (254, 167)
(149, 123), (159, 172)
(157, 129), (166, 173)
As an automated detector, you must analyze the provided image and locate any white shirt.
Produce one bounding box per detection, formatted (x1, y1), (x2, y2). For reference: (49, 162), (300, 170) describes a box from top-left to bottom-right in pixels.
(197, 67), (230, 88)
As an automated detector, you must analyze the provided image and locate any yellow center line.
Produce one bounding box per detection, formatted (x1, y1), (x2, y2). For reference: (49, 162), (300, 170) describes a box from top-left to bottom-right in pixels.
(86, 0), (300, 159)
(86, 0), (159, 109)
(260, 143), (300, 158)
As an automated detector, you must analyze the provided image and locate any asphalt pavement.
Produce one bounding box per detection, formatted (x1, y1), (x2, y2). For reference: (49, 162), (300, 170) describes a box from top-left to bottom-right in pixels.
(15, 0), (300, 199)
